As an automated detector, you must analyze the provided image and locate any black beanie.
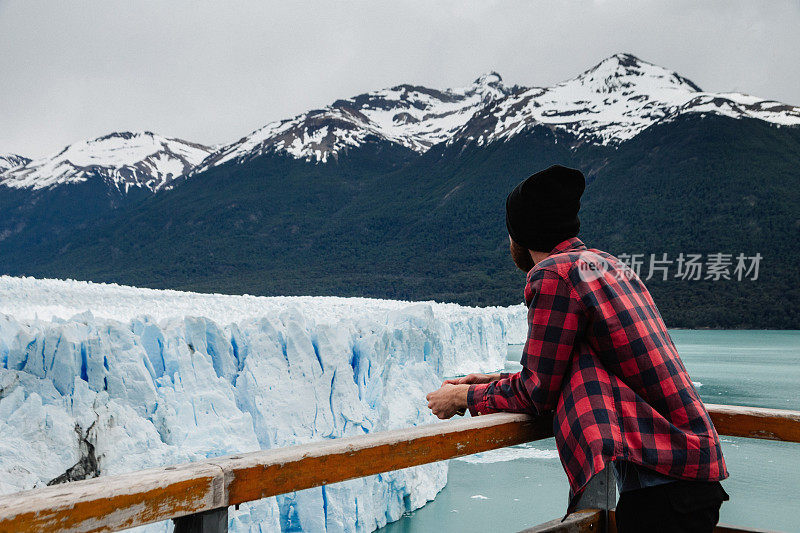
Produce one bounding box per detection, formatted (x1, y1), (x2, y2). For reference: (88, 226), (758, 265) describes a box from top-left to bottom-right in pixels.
(505, 165), (586, 252)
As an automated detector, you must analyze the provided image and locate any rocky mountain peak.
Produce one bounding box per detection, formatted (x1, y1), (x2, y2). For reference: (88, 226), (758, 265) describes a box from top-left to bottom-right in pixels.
(570, 53), (702, 94)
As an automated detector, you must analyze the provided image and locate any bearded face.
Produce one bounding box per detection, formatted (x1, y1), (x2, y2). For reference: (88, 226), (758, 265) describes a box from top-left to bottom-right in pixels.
(509, 237), (535, 273)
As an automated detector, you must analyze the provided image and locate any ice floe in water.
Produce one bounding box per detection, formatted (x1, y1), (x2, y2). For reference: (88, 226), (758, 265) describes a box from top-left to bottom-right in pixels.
(454, 443), (559, 464)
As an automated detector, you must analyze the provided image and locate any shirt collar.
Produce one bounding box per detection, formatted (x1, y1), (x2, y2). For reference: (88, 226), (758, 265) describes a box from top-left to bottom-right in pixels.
(523, 238), (587, 304)
(548, 237), (586, 255)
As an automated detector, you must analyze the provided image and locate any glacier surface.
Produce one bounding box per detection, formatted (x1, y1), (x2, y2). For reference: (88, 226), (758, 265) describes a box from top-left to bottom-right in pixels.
(0, 276), (525, 532)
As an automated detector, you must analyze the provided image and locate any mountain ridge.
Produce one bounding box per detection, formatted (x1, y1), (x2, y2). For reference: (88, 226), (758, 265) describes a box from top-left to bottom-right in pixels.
(0, 131), (211, 192)
(3, 53), (798, 191)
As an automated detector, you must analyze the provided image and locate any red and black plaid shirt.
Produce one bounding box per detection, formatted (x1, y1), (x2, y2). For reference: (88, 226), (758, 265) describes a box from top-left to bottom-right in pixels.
(467, 238), (727, 507)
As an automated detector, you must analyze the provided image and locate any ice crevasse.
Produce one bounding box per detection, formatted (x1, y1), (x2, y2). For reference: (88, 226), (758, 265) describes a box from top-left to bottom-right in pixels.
(0, 276), (526, 532)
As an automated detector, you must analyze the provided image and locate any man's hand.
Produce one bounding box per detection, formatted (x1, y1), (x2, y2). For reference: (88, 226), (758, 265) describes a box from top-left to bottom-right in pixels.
(442, 373), (501, 386)
(426, 383), (470, 419)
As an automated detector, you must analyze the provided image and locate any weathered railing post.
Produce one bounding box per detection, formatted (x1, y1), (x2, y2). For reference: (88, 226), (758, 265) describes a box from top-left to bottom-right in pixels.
(173, 507), (228, 533)
(574, 466), (616, 532)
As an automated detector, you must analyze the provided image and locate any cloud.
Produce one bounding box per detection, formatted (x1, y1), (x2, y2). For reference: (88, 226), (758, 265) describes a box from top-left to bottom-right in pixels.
(1, 0), (798, 157)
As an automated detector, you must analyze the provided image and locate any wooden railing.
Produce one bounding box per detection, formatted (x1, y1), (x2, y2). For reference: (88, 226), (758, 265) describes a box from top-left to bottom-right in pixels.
(0, 404), (798, 533)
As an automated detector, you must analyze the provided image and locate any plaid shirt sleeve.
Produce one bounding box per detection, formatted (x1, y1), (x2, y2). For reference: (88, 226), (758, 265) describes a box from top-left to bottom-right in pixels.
(467, 268), (586, 416)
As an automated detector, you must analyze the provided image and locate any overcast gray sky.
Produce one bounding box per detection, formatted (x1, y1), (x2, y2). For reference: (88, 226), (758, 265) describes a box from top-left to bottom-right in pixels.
(1, 0), (798, 158)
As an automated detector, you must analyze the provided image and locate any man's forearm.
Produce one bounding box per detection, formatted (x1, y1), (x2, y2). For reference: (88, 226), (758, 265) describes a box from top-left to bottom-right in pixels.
(467, 371), (535, 416)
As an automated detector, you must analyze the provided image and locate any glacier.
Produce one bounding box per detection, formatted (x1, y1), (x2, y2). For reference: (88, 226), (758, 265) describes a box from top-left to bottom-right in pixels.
(0, 276), (526, 532)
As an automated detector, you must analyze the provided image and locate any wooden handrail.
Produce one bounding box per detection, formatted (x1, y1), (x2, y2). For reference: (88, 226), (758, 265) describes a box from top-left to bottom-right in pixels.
(218, 411), (554, 506)
(519, 509), (602, 532)
(706, 403), (800, 442)
(0, 404), (797, 533)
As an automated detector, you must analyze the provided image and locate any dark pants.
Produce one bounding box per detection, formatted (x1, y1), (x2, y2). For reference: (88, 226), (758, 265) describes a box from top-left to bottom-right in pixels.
(615, 480), (729, 533)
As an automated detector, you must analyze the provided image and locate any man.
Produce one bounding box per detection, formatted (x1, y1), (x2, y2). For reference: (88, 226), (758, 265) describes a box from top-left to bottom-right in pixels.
(426, 165), (729, 532)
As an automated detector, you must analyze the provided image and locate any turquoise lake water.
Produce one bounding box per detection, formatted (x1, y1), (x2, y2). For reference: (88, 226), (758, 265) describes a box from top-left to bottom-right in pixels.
(381, 330), (800, 533)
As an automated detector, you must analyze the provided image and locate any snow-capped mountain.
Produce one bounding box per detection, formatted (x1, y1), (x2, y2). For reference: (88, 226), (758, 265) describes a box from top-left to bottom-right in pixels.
(198, 53), (799, 166)
(452, 53), (800, 147)
(0, 154), (30, 174)
(3, 54), (799, 188)
(0, 132), (212, 192)
(194, 72), (513, 169)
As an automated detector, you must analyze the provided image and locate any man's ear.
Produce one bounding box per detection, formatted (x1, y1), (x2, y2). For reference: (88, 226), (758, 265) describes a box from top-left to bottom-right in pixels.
(509, 236), (535, 272)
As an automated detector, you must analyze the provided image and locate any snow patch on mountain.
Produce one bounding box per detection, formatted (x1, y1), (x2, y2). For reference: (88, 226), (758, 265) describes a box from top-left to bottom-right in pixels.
(0, 132), (212, 192)
(0, 154), (30, 174)
(0, 276), (526, 532)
